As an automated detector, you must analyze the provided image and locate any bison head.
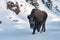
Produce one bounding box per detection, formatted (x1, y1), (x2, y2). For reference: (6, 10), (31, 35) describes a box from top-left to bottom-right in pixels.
(27, 15), (36, 29)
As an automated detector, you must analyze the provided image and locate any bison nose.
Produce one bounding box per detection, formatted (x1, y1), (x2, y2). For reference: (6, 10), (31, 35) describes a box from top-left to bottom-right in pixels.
(30, 24), (34, 27)
(31, 24), (33, 26)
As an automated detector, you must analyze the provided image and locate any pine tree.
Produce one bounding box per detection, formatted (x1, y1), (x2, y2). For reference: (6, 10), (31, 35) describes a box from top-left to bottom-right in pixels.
(25, 0), (39, 8)
(46, 0), (52, 10)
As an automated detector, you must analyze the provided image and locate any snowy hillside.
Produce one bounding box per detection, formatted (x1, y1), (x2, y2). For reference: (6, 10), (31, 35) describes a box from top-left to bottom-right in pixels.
(0, 0), (60, 40)
(43, 0), (60, 15)
(0, 0), (35, 31)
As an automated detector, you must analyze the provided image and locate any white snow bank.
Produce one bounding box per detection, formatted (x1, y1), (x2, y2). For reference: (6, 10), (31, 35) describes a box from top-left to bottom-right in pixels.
(51, 17), (60, 21)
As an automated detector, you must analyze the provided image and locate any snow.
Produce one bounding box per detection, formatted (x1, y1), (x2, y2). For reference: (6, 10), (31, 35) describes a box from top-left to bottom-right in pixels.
(51, 17), (60, 21)
(0, 0), (60, 40)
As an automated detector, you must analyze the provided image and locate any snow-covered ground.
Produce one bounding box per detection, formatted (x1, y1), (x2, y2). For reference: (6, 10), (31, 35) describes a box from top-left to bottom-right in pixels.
(0, 0), (60, 40)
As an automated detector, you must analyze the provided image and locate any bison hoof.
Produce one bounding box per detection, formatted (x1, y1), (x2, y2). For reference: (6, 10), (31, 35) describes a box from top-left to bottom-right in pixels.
(32, 33), (35, 34)
(41, 29), (46, 32)
(37, 29), (40, 32)
(38, 31), (39, 32)
(43, 30), (46, 32)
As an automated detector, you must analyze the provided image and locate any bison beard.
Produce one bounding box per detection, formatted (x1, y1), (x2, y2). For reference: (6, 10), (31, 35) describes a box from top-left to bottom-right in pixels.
(27, 9), (48, 34)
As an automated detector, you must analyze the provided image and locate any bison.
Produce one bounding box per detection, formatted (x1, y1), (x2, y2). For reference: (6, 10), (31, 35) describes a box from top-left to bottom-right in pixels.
(27, 9), (48, 34)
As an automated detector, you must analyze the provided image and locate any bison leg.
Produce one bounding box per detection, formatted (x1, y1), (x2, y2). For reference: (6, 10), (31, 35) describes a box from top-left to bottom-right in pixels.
(32, 27), (36, 34)
(37, 24), (41, 32)
(41, 22), (46, 32)
(37, 27), (40, 32)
